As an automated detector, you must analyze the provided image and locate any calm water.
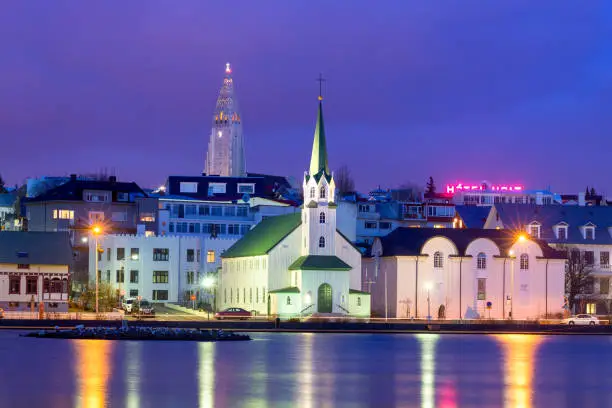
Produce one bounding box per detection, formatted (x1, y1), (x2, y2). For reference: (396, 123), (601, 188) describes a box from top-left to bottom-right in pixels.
(0, 330), (611, 408)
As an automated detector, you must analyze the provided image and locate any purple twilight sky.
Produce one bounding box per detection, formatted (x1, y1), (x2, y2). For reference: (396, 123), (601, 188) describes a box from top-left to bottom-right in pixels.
(1, 1), (612, 194)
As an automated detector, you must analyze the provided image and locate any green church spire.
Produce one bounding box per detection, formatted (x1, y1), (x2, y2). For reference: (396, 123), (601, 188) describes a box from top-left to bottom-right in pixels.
(309, 97), (330, 177)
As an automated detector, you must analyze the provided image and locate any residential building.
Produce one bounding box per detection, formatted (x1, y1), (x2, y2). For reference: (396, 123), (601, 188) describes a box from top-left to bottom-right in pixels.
(0, 232), (72, 312)
(219, 96), (369, 318)
(447, 182), (556, 206)
(204, 63), (246, 177)
(0, 193), (17, 230)
(24, 175), (147, 285)
(90, 233), (217, 304)
(364, 228), (565, 320)
(484, 204), (612, 314)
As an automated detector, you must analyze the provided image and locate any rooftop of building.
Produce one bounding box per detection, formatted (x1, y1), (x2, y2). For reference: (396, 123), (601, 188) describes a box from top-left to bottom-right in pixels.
(492, 203), (612, 244)
(24, 175), (146, 203)
(0, 231), (73, 265)
(376, 227), (564, 259)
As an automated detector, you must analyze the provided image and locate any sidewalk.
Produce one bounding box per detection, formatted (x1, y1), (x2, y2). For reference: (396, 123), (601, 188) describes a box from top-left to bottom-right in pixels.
(164, 303), (212, 318)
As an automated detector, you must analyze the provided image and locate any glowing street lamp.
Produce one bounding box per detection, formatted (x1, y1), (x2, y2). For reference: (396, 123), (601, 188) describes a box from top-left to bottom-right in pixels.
(508, 249), (516, 320)
(201, 276), (217, 318)
(92, 225), (103, 314)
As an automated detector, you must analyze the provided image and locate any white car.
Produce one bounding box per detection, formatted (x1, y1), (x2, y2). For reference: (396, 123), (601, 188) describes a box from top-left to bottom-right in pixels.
(122, 298), (136, 314)
(563, 314), (599, 326)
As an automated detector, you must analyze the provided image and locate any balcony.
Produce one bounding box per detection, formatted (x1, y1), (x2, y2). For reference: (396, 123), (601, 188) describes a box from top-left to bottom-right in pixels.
(402, 213), (425, 220)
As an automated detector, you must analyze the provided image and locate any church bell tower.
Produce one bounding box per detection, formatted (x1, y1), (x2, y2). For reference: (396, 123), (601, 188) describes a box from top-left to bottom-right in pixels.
(302, 88), (337, 256)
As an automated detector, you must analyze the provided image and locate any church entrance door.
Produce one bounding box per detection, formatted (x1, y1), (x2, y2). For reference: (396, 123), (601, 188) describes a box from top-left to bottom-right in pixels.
(317, 283), (332, 313)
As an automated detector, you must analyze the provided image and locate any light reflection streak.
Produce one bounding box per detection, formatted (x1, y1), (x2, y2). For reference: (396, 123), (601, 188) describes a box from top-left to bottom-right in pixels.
(72, 340), (113, 408)
(125, 342), (141, 408)
(298, 333), (314, 408)
(495, 334), (544, 408)
(198, 342), (215, 408)
(416, 333), (440, 408)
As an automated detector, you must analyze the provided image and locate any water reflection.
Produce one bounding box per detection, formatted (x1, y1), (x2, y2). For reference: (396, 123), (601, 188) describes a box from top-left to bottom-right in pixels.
(125, 342), (141, 408)
(72, 340), (114, 408)
(298, 333), (314, 408)
(416, 333), (440, 408)
(495, 334), (544, 408)
(198, 342), (215, 408)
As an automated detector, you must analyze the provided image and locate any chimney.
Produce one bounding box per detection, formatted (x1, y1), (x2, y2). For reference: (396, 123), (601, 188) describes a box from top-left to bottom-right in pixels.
(578, 192), (586, 207)
(109, 176), (117, 183)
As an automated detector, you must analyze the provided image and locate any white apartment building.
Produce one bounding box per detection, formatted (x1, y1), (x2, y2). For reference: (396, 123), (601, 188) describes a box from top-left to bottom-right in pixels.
(89, 233), (234, 304)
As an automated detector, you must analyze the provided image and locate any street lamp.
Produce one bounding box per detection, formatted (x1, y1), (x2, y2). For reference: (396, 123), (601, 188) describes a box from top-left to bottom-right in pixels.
(201, 276), (216, 318)
(508, 249), (515, 320)
(425, 282), (433, 320)
(92, 225), (103, 314)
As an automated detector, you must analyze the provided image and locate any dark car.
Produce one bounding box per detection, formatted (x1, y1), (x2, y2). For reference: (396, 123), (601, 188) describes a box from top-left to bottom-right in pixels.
(214, 307), (252, 320)
(133, 300), (155, 318)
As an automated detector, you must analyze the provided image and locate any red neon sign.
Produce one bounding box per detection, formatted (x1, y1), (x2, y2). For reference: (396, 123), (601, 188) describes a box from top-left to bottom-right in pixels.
(445, 183), (524, 194)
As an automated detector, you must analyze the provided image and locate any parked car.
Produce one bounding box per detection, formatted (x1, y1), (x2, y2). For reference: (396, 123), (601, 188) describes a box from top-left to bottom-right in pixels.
(133, 300), (155, 318)
(122, 298), (136, 314)
(214, 308), (252, 320)
(563, 314), (599, 325)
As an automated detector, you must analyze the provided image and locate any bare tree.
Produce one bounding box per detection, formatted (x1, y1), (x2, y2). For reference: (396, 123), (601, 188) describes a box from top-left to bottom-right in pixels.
(561, 247), (594, 312)
(0, 174), (7, 194)
(334, 164), (355, 196)
(425, 176), (436, 195)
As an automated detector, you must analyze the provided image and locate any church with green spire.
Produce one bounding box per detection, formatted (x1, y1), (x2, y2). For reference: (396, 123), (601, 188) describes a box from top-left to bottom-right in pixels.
(218, 96), (370, 318)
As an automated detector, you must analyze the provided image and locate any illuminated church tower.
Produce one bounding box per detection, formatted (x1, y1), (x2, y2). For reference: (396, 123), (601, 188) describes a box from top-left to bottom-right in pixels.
(302, 94), (337, 256)
(204, 63), (246, 177)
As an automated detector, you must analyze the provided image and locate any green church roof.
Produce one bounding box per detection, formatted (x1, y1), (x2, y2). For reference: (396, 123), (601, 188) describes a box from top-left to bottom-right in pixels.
(309, 101), (330, 178)
(289, 255), (352, 271)
(221, 212), (301, 258)
(269, 287), (301, 294)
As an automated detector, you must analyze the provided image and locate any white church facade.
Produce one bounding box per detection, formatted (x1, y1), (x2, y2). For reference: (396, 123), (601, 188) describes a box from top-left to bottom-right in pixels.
(219, 97), (370, 318)
(364, 229), (566, 320)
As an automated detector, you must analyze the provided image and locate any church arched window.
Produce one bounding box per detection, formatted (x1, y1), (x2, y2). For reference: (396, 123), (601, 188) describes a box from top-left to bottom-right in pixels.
(477, 253), (487, 269)
(520, 253), (529, 270)
(310, 187), (316, 199)
(287, 296), (291, 305)
(434, 251), (444, 268)
(320, 186), (327, 199)
(319, 236), (326, 248)
(319, 212), (326, 224)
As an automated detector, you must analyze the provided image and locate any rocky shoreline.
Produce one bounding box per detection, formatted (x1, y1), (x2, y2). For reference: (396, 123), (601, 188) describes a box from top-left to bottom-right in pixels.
(20, 325), (251, 342)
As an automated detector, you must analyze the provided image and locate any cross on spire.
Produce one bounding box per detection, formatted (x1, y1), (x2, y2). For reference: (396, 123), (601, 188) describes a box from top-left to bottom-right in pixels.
(316, 73), (326, 101)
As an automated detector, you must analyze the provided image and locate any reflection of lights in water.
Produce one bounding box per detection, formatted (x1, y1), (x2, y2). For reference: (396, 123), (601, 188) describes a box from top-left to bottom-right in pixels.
(73, 340), (113, 408)
(298, 333), (314, 408)
(125, 342), (141, 408)
(416, 333), (440, 408)
(495, 334), (544, 408)
(439, 379), (458, 408)
(198, 342), (215, 408)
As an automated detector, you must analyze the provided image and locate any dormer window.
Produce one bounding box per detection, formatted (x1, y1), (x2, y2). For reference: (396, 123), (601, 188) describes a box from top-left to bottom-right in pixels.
(237, 183), (255, 194)
(527, 222), (541, 239)
(556, 225), (568, 240)
(585, 226), (595, 240)
(320, 186), (327, 199)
